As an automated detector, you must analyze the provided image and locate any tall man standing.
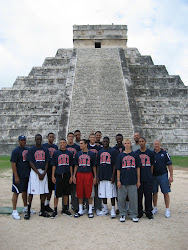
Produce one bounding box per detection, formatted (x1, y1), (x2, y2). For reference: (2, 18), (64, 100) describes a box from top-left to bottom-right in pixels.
(11, 135), (31, 220)
(43, 132), (58, 212)
(152, 140), (173, 218)
(51, 139), (73, 218)
(73, 139), (96, 218)
(24, 134), (50, 220)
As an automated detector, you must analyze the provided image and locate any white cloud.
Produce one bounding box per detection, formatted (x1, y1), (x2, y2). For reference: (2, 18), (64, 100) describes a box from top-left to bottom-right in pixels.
(0, 0), (187, 89)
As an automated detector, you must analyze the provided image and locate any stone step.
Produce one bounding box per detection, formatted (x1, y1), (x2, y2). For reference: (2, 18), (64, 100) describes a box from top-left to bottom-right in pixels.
(129, 65), (169, 77)
(28, 66), (69, 77)
(68, 48), (134, 144)
(42, 57), (70, 66)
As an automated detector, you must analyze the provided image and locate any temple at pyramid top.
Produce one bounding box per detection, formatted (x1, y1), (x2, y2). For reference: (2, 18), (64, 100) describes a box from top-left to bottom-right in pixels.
(73, 24), (128, 48)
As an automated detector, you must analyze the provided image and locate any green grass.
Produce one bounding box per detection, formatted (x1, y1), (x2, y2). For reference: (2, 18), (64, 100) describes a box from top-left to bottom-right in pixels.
(171, 156), (188, 168)
(0, 156), (11, 170)
(0, 156), (187, 171)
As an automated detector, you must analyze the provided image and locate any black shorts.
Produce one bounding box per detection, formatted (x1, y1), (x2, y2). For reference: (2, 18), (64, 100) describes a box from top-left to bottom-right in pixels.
(55, 173), (71, 198)
(12, 177), (29, 193)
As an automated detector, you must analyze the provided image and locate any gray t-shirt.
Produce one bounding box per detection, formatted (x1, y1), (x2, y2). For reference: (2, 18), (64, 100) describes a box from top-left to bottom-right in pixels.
(132, 143), (150, 152)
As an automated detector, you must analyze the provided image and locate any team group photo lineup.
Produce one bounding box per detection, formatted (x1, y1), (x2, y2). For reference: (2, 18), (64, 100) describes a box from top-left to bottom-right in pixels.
(11, 130), (173, 223)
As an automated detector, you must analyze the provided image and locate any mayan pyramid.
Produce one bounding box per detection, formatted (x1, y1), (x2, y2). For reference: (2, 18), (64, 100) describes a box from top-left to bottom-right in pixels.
(0, 25), (187, 155)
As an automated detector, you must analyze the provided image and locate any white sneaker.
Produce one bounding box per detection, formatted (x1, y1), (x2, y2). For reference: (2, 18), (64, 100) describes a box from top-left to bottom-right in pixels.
(102, 208), (109, 215)
(165, 210), (171, 218)
(22, 208), (36, 214)
(83, 208), (88, 214)
(120, 215), (126, 222)
(152, 207), (158, 215)
(12, 211), (20, 220)
(111, 209), (116, 218)
(132, 217), (139, 222)
(96, 209), (104, 216)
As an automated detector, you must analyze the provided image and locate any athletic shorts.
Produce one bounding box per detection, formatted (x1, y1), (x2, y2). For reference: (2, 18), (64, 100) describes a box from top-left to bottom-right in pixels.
(76, 172), (93, 199)
(27, 169), (49, 195)
(153, 173), (171, 194)
(98, 180), (117, 198)
(12, 177), (29, 194)
(55, 173), (71, 198)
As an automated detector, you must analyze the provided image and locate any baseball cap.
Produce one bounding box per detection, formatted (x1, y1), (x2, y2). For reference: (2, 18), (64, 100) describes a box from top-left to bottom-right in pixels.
(18, 135), (26, 141)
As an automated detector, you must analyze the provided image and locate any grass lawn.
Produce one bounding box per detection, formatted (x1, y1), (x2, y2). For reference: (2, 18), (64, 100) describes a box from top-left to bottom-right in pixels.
(0, 155), (187, 171)
(0, 156), (11, 170)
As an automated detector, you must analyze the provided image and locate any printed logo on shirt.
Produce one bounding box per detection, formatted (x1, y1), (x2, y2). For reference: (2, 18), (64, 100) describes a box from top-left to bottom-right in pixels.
(58, 154), (69, 166)
(34, 150), (45, 162)
(89, 148), (98, 156)
(48, 147), (56, 158)
(100, 152), (111, 165)
(67, 147), (77, 158)
(119, 148), (123, 153)
(122, 156), (135, 169)
(22, 150), (28, 161)
(161, 154), (164, 157)
(78, 155), (91, 167)
(139, 154), (151, 167)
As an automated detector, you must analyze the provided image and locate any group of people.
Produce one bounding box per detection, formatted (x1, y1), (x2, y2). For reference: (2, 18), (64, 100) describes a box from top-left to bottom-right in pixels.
(11, 130), (173, 223)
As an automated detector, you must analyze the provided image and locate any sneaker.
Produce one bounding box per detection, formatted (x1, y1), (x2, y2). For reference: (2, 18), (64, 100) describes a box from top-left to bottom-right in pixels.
(102, 208), (109, 215)
(22, 207), (36, 214)
(152, 207), (158, 215)
(39, 211), (50, 217)
(88, 213), (94, 218)
(24, 213), (30, 220)
(62, 209), (72, 217)
(111, 209), (116, 218)
(147, 215), (154, 220)
(165, 210), (170, 218)
(83, 208), (88, 214)
(50, 211), (58, 219)
(96, 209), (104, 216)
(132, 217), (139, 222)
(45, 205), (54, 213)
(12, 211), (20, 220)
(120, 215), (126, 222)
(74, 212), (83, 218)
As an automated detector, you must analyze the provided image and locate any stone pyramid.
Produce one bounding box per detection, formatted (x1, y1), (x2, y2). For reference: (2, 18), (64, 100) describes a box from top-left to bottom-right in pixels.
(0, 25), (187, 155)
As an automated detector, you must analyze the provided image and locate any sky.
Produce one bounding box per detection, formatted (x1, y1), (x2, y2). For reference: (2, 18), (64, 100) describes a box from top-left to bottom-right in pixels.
(0, 0), (188, 89)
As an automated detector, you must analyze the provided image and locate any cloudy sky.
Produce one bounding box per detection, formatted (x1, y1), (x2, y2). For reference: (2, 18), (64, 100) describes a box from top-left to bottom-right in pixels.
(0, 0), (188, 89)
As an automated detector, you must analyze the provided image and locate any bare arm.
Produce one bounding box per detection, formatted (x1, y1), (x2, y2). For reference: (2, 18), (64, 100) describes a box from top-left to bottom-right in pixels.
(93, 166), (97, 185)
(52, 165), (56, 184)
(117, 170), (121, 188)
(73, 165), (78, 184)
(151, 165), (154, 174)
(69, 166), (73, 184)
(137, 167), (140, 189)
(111, 164), (116, 183)
(168, 164), (173, 184)
(11, 162), (20, 184)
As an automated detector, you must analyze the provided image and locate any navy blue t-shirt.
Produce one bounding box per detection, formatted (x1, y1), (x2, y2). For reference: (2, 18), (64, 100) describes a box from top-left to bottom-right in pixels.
(116, 151), (141, 185)
(43, 143), (58, 166)
(135, 149), (154, 181)
(97, 147), (117, 181)
(75, 151), (96, 173)
(27, 146), (50, 170)
(10, 146), (30, 178)
(153, 149), (172, 176)
(88, 144), (102, 157)
(51, 149), (73, 175)
(66, 143), (80, 159)
(113, 144), (125, 154)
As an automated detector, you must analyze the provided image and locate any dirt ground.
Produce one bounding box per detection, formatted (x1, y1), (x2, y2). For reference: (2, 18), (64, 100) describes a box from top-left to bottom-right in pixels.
(0, 168), (188, 250)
